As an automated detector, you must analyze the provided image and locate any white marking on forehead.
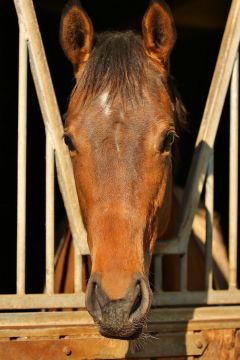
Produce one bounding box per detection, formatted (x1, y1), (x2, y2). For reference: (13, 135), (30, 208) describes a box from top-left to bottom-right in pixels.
(100, 91), (111, 116)
(115, 122), (121, 153)
(119, 110), (124, 120)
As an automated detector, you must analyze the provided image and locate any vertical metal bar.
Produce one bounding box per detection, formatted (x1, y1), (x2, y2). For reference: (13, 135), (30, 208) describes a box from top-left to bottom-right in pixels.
(229, 52), (239, 290)
(205, 152), (214, 290)
(74, 254), (82, 294)
(154, 255), (162, 291)
(17, 25), (28, 295)
(175, 0), (240, 251)
(74, 246), (82, 293)
(45, 132), (55, 294)
(180, 253), (187, 291)
(13, 0), (89, 255)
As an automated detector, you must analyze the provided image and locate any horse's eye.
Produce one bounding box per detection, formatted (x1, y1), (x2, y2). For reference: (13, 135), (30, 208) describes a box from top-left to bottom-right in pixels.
(63, 134), (75, 152)
(160, 131), (176, 153)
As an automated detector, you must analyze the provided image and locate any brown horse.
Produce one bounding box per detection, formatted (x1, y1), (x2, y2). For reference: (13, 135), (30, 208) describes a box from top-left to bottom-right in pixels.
(60, 0), (186, 339)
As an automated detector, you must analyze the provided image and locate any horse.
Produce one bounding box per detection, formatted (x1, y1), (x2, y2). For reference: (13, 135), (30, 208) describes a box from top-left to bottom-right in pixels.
(59, 0), (228, 340)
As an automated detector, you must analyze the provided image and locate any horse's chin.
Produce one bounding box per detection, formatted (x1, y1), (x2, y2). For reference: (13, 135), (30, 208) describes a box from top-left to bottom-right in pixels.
(97, 319), (145, 340)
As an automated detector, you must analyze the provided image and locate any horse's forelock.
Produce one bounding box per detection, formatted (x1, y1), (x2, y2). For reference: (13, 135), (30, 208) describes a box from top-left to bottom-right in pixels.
(69, 30), (186, 131)
(72, 31), (147, 107)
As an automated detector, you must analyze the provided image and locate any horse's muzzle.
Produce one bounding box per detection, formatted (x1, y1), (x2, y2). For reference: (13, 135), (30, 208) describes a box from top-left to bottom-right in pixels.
(85, 273), (152, 339)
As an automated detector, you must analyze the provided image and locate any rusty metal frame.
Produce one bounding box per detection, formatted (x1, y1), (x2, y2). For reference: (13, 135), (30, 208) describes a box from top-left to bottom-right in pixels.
(0, 307), (239, 358)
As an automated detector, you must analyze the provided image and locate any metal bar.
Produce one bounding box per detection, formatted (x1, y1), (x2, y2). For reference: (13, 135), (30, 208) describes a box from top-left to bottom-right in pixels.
(177, 0), (240, 245)
(152, 290), (240, 307)
(229, 52), (239, 290)
(0, 310), (93, 328)
(205, 152), (214, 290)
(180, 253), (187, 291)
(16, 25), (28, 295)
(45, 132), (55, 294)
(0, 294), (85, 310)
(74, 246), (83, 293)
(0, 306), (239, 331)
(154, 255), (162, 291)
(0, 288), (239, 309)
(13, 0), (88, 255)
(157, 0), (240, 255)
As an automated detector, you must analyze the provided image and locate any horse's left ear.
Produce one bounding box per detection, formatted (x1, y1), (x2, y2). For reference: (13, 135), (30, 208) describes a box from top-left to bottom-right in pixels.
(142, 0), (176, 71)
(60, 0), (93, 72)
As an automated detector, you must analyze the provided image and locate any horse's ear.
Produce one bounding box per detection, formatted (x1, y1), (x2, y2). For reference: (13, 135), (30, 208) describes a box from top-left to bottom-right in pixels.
(60, 0), (93, 71)
(142, 0), (176, 71)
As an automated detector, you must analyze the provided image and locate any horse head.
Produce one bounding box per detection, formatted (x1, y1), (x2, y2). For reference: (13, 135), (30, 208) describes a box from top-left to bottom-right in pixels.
(60, 0), (181, 339)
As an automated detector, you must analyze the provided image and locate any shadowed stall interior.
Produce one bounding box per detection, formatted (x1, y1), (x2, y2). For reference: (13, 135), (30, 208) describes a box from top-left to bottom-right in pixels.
(0, 0), (238, 299)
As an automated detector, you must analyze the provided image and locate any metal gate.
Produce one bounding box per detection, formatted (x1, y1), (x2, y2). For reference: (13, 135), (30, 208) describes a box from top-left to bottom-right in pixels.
(0, 0), (239, 358)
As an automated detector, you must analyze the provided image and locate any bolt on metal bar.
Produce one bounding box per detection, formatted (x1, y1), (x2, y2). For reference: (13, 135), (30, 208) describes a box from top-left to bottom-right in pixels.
(154, 255), (163, 292)
(205, 152), (214, 290)
(16, 25), (28, 295)
(229, 51), (239, 290)
(13, 0), (88, 255)
(45, 132), (55, 294)
(74, 247), (83, 294)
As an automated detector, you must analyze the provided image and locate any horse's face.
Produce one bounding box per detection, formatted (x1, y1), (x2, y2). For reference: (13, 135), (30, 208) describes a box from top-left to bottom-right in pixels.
(60, 0), (177, 339)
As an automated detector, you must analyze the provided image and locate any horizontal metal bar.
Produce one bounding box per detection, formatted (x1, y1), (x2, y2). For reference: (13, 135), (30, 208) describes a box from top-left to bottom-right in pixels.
(154, 237), (184, 255)
(0, 294), (85, 310)
(0, 306), (239, 333)
(0, 288), (239, 310)
(0, 310), (93, 328)
(153, 290), (240, 306)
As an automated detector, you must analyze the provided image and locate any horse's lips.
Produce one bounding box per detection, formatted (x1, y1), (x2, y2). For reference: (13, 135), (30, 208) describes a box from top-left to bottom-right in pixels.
(97, 318), (145, 340)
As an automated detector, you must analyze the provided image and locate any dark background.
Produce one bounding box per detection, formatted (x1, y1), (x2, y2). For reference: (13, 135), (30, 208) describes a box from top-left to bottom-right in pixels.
(0, 0), (236, 293)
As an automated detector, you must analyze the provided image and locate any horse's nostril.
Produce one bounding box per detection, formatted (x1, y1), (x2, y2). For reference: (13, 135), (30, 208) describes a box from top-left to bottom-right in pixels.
(129, 282), (144, 321)
(129, 286), (142, 318)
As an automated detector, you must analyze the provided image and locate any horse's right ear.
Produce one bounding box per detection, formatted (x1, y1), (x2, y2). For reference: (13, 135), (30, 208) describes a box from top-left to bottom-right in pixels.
(60, 0), (93, 71)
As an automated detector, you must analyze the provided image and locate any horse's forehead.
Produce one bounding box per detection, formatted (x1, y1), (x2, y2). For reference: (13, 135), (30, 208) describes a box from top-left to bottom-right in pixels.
(77, 94), (171, 140)
(83, 111), (152, 149)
